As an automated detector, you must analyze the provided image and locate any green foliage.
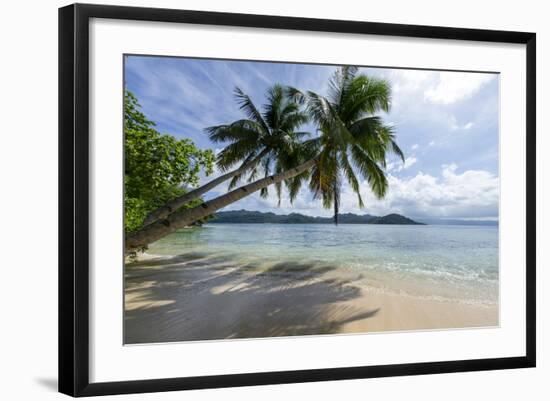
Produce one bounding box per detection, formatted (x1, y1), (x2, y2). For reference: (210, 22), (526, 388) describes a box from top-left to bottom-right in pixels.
(205, 84), (310, 201)
(287, 67), (404, 223)
(124, 90), (214, 233)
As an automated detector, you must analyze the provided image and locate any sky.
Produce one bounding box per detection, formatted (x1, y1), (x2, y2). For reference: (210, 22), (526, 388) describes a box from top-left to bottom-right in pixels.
(125, 55), (500, 221)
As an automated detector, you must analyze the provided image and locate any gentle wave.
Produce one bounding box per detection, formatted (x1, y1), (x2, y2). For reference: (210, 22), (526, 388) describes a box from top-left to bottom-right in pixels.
(147, 223), (499, 305)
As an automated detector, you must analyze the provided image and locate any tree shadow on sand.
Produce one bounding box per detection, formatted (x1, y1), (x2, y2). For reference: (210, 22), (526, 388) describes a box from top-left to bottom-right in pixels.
(124, 253), (380, 344)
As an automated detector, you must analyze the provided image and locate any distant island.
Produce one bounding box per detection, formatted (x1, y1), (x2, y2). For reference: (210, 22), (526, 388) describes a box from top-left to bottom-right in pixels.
(210, 210), (425, 225)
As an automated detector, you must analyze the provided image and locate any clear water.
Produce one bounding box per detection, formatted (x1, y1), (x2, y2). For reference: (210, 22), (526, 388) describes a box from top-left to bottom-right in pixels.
(147, 224), (499, 306)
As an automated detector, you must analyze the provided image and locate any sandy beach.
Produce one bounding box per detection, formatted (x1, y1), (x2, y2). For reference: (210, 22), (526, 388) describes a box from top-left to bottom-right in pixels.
(124, 252), (498, 344)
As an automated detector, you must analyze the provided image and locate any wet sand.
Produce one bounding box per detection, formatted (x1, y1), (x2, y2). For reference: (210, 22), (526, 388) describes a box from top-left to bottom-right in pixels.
(124, 253), (498, 344)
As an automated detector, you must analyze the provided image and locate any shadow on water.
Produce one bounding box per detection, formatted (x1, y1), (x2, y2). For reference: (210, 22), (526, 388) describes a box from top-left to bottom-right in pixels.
(124, 252), (380, 344)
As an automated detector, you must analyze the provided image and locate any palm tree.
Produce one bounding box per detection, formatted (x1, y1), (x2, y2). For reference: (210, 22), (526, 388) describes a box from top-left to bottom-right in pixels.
(288, 66), (404, 224)
(141, 85), (309, 226)
(125, 67), (403, 253)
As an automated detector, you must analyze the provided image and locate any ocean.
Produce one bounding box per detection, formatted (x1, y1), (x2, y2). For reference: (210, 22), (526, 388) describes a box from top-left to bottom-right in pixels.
(146, 224), (499, 307)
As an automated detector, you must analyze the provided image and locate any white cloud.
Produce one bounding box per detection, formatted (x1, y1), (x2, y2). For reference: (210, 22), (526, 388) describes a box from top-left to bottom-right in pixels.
(424, 72), (494, 105)
(441, 163), (458, 171)
(402, 157), (418, 170)
(411, 143), (419, 150)
(429, 141), (436, 146)
(377, 69), (494, 110)
(450, 116), (475, 131)
(338, 163), (499, 219)
(389, 70), (435, 95)
(388, 156), (417, 172)
(386, 161), (396, 172)
(220, 163), (498, 220)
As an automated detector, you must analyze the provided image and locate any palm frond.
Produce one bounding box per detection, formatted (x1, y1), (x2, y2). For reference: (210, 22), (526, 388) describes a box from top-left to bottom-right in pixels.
(285, 86), (308, 104)
(280, 111), (309, 133)
(340, 151), (364, 208)
(234, 87), (270, 134)
(263, 84), (284, 131)
(225, 151), (266, 189)
(348, 116), (388, 162)
(275, 181), (283, 206)
(258, 157), (273, 198)
(351, 145), (388, 199)
(216, 137), (261, 171)
(383, 127), (405, 162)
(305, 91), (334, 129)
(327, 66), (359, 108)
(341, 75), (391, 124)
(228, 173), (242, 190)
(205, 120), (262, 143)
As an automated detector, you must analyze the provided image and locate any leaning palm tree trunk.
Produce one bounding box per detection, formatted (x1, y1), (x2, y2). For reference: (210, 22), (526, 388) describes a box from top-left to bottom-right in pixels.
(142, 150), (268, 226)
(125, 157), (318, 253)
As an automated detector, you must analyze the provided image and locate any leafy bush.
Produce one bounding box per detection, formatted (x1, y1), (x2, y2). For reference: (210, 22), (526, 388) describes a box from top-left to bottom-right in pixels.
(124, 90), (214, 234)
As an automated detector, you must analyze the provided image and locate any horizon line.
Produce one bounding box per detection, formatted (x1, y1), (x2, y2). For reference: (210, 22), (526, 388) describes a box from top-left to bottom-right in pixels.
(216, 209), (499, 223)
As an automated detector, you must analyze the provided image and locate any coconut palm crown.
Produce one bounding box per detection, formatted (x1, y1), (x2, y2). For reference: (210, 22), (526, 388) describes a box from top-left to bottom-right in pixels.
(206, 84), (310, 202)
(287, 66), (404, 224)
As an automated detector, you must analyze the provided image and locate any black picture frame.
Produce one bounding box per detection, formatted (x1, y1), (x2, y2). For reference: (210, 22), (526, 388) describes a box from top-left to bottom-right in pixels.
(59, 3), (536, 397)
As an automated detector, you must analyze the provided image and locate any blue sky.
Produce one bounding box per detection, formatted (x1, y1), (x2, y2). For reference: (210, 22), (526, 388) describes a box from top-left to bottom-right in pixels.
(125, 55), (499, 221)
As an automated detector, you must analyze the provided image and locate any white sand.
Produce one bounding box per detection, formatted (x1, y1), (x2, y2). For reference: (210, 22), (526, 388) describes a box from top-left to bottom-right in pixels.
(124, 254), (498, 344)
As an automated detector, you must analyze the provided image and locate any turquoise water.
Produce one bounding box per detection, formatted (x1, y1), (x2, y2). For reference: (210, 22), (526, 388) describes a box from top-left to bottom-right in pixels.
(147, 224), (499, 305)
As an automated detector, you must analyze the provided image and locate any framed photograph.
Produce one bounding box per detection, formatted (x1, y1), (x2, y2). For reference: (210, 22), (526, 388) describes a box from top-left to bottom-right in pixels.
(59, 3), (536, 397)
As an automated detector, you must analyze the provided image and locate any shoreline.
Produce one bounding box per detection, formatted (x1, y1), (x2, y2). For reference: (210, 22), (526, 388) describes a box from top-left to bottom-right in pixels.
(124, 253), (498, 344)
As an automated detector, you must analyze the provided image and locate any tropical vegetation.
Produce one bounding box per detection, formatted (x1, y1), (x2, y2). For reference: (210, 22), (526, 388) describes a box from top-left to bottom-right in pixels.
(141, 84), (309, 226)
(125, 66), (404, 253)
(124, 91), (214, 235)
